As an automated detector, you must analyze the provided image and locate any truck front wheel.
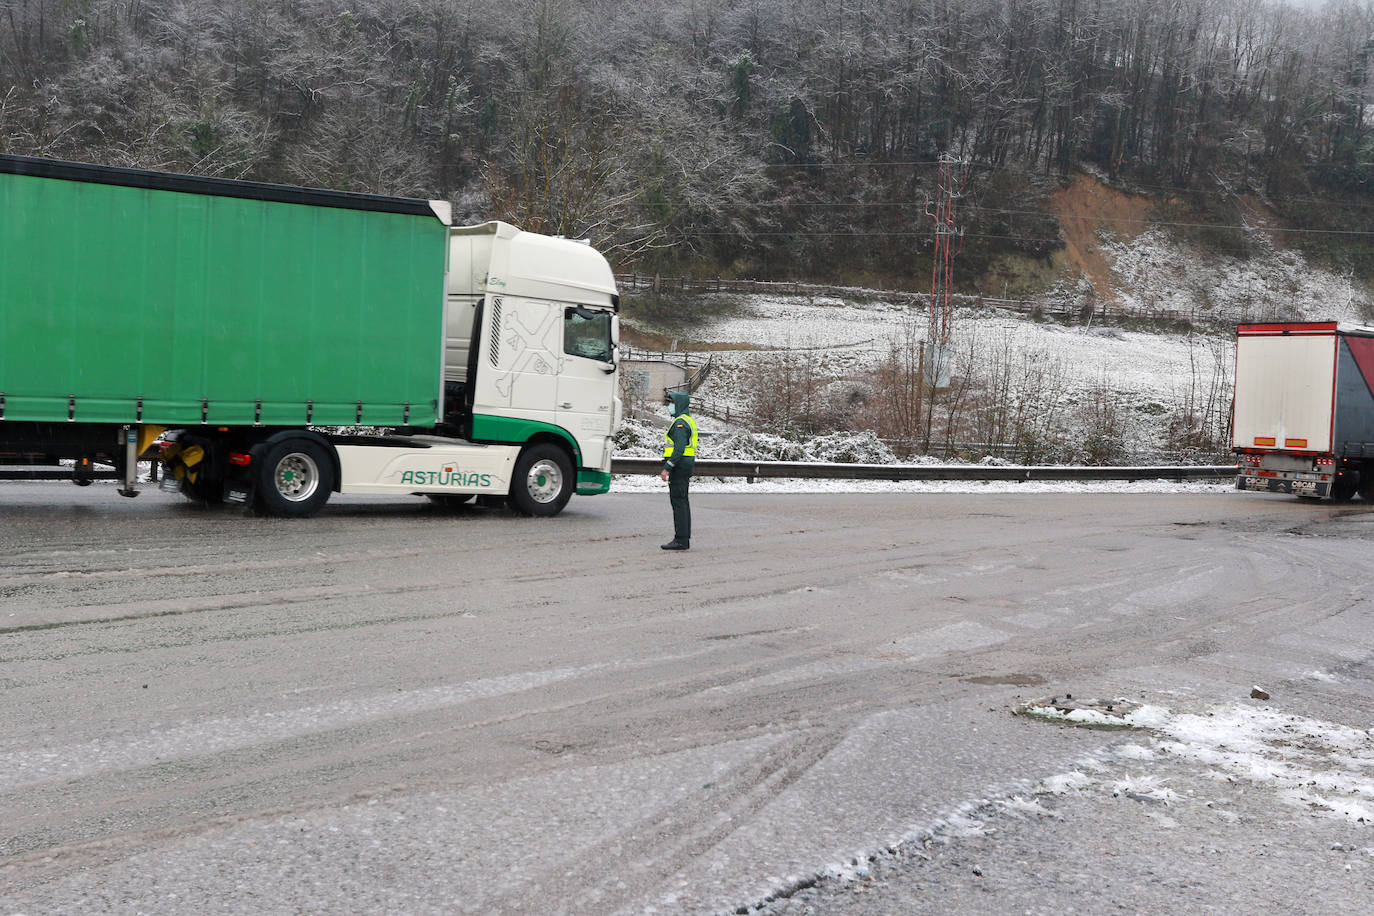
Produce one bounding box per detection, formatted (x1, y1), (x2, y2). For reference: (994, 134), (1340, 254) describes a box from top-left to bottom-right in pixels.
(255, 438), (335, 518)
(509, 444), (573, 517)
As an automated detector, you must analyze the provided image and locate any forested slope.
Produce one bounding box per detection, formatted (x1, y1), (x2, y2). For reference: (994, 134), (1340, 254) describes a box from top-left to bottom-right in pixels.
(3, 0), (1372, 285)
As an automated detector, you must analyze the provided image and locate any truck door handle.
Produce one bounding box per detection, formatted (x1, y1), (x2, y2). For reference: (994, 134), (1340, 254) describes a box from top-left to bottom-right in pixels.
(559, 402), (573, 409)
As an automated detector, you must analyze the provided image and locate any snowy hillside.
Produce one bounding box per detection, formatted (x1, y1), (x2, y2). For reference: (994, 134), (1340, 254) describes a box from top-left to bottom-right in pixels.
(1101, 227), (1369, 325)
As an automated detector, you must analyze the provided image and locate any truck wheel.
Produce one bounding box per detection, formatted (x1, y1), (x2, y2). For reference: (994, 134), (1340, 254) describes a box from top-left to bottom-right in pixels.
(255, 439), (334, 518)
(1359, 464), (1374, 502)
(509, 444), (573, 517)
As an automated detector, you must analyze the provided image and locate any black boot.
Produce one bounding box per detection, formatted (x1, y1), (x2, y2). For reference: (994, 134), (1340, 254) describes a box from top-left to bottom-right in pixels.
(661, 540), (690, 550)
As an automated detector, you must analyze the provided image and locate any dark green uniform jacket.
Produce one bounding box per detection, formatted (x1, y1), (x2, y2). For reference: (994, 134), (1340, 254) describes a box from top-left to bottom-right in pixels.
(663, 391), (696, 543)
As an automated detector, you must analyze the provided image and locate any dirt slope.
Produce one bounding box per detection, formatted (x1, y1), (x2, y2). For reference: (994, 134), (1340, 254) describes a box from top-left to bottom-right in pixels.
(1049, 174), (1154, 307)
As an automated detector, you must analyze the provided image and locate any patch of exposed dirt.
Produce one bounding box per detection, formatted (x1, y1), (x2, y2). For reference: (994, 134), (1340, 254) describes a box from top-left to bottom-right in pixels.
(1050, 175), (1296, 311)
(1050, 175), (1154, 307)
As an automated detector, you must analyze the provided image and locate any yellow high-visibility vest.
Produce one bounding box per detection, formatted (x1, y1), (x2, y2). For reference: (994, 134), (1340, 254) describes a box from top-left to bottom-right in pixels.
(663, 413), (698, 457)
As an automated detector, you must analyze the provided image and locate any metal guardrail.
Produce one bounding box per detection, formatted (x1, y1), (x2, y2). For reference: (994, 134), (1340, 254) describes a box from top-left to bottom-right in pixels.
(612, 458), (1238, 482)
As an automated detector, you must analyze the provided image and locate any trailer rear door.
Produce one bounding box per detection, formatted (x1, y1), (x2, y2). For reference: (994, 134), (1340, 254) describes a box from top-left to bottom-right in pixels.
(1233, 323), (1337, 453)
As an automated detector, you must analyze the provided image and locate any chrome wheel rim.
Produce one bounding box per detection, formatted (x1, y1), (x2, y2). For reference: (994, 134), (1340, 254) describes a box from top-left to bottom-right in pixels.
(525, 459), (564, 504)
(275, 453), (320, 502)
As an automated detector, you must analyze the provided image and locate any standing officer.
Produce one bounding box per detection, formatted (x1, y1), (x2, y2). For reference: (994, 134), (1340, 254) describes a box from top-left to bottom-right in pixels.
(658, 390), (697, 550)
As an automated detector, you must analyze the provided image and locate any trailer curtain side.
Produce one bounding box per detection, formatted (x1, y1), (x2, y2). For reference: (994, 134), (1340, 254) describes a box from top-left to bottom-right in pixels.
(0, 157), (447, 428)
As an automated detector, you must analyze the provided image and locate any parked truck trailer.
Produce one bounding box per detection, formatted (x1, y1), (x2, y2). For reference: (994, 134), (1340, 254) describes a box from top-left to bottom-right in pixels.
(1232, 321), (1374, 500)
(0, 154), (620, 516)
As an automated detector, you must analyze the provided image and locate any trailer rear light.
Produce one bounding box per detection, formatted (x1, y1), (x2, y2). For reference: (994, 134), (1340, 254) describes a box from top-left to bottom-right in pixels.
(228, 452), (252, 466)
(1316, 458), (1335, 469)
(1242, 454), (1263, 466)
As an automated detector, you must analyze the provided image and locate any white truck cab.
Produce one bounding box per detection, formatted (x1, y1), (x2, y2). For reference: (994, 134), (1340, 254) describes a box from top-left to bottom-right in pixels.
(327, 221), (621, 516)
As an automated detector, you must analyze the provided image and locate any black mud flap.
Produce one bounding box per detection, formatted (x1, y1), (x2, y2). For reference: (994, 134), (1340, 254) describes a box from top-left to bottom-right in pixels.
(1239, 475), (1330, 498)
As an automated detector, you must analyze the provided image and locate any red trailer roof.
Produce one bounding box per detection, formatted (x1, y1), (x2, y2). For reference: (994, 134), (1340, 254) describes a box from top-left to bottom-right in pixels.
(1237, 322), (1339, 336)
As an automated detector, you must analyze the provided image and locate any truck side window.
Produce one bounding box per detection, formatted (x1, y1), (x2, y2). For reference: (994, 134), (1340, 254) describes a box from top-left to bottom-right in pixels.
(564, 307), (613, 363)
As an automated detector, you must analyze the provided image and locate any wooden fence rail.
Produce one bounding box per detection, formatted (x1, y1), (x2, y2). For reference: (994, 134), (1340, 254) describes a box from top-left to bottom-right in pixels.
(614, 273), (1192, 325)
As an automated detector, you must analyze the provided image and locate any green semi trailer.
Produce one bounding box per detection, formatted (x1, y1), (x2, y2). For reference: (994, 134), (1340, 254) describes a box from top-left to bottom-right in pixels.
(0, 154), (621, 516)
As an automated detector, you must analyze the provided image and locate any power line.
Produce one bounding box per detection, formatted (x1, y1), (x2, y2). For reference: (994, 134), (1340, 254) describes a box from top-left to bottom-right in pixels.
(731, 198), (1374, 223)
(682, 223), (1374, 241)
(735, 190), (1374, 220)
(755, 159), (1374, 210)
(970, 208), (1374, 237)
(684, 205), (1374, 238)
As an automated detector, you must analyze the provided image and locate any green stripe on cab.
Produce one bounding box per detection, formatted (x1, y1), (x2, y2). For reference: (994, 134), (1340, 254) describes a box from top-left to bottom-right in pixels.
(470, 414), (582, 465)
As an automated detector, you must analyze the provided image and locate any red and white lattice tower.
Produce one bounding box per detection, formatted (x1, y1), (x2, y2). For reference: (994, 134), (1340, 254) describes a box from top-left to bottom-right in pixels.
(924, 154), (968, 386)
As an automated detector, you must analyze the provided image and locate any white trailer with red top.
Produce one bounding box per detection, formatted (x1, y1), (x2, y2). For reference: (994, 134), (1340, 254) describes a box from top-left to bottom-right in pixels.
(1233, 321), (1374, 500)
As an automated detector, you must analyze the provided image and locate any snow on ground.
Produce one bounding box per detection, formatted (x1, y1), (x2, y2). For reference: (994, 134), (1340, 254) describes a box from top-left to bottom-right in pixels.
(692, 295), (905, 353)
(770, 695), (1374, 908)
(690, 294), (1204, 396)
(744, 691), (1374, 913)
(1023, 699), (1374, 827)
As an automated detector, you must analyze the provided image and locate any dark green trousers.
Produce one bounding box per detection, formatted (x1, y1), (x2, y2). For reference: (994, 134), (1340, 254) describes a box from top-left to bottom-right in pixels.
(668, 457), (694, 543)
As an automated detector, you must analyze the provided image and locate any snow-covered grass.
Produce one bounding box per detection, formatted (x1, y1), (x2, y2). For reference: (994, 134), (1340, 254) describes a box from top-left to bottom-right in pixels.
(688, 295), (1209, 395)
(1103, 227), (1371, 326)
(615, 419), (899, 464)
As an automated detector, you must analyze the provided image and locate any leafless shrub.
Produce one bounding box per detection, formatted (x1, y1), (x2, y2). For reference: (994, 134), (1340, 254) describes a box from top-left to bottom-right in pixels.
(744, 347), (827, 437)
(954, 332), (1068, 462)
(862, 317), (925, 456)
(1074, 379), (1130, 465)
(1169, 332), (1233, 453)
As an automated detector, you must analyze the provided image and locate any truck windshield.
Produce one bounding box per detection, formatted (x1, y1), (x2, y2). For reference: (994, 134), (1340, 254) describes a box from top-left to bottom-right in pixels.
(564, 307), (613, 363)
